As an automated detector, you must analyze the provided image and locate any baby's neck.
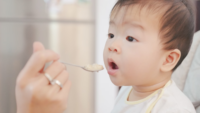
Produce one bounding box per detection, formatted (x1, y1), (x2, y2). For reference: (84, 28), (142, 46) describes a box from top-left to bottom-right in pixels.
(128, 76), (171, 101)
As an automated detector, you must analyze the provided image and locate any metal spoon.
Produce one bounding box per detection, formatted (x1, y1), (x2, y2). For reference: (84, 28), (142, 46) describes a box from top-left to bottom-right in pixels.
(60, 61), (104, 72)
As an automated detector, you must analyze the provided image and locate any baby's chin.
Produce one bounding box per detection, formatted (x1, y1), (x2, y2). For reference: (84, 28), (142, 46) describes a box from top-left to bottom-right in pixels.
(108, 75), (125, 86)
(109, 75), (140, 86)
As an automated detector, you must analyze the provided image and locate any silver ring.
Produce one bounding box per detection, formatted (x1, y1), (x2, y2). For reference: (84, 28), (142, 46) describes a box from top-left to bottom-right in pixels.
(44, 73), (54, 85)
(52, 80), (63, 89)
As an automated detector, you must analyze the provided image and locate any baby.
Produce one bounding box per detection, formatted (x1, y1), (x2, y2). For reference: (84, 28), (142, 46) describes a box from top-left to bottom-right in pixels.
(103, 0), (196, 113)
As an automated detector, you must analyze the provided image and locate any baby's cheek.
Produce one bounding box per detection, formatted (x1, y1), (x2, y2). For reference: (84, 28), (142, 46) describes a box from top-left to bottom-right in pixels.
(122, 56), (150, 85)
(121, 61), (141, 83)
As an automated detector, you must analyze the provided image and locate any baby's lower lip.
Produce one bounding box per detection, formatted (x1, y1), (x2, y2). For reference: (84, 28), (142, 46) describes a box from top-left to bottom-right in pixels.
(107, 66), (118, 76)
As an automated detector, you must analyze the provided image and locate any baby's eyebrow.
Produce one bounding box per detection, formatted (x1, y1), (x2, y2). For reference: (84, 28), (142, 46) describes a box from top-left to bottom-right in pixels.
(109, 20), (144, 30)
(123, 21), (144, 30)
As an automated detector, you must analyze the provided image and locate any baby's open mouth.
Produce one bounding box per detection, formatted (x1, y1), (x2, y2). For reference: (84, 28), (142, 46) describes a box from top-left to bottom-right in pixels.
(109, 62), (119, 69)
(107, 58), (119, 75)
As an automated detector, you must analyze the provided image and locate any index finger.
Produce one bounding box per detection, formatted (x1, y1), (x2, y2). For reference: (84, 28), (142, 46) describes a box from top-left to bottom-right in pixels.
(20, 50), (60, 77)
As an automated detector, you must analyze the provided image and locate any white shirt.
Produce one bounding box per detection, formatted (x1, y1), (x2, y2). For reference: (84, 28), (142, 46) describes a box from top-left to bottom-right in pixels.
(111, 80), (196, 113)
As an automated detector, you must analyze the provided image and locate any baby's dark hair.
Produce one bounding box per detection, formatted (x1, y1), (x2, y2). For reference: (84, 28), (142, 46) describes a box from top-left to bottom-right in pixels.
(111, 0), (196, 71)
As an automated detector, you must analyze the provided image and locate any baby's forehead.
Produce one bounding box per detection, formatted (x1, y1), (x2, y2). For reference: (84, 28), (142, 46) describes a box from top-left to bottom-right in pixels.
(109, 4), (166, 30)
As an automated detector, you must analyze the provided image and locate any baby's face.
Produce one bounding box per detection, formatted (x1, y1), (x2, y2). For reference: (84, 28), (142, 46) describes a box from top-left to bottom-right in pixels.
(103, 5), (166, 86)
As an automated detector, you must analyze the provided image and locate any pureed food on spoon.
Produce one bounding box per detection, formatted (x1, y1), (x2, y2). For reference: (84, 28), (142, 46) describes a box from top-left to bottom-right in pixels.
(84, 64), (104, 72)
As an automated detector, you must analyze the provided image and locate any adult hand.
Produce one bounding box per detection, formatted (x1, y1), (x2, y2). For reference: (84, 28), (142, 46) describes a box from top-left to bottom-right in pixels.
(15, 42), (71, 113)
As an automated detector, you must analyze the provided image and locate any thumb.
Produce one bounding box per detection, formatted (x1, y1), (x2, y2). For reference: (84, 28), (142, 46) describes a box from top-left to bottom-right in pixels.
(33, 42), (45, 53)
(33, 42), (46, 72)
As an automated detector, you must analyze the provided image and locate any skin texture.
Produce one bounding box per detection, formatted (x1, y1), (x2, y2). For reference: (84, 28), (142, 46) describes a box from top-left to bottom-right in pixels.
(103, 5), (181, 101)
(15, 42), (71, 113)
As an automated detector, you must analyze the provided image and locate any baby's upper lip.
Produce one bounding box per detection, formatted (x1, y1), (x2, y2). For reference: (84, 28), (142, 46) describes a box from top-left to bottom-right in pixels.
(108, 58), (115, 64)
(108, 58), (114, 63)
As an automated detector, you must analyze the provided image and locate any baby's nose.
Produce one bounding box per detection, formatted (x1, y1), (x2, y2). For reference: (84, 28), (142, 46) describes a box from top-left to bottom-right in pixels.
(108, 46), (121, 54)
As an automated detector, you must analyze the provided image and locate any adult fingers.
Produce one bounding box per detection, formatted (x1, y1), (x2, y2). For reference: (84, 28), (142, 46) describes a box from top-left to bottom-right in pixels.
(33, 42), (45, 53)
(33, 42), (46, 72)
(50, 70), (69, 92)
(42, 61), (66, 85)
(20, 50), (60, 77)
(59, 80), (71, 103)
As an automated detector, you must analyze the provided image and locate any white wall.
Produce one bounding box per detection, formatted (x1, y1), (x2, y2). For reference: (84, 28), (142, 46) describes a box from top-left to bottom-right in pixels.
(95, 0), (118, 113)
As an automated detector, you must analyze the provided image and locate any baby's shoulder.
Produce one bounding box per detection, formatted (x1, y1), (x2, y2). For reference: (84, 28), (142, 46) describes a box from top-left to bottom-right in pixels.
(153, 81), (196, 113)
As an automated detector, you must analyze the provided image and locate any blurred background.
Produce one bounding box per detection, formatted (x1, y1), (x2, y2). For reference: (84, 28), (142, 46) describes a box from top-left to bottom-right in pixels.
(0, 0), (199, 113)
(0, 0), (118, 113)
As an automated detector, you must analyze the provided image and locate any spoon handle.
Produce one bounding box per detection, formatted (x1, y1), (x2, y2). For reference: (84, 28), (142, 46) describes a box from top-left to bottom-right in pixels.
(60, 61), (83, 68)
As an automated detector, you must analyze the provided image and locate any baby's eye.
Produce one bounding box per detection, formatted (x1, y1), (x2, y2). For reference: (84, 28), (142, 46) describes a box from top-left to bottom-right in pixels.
(108, 33), (114, 39)
(126, 36), (136, 42)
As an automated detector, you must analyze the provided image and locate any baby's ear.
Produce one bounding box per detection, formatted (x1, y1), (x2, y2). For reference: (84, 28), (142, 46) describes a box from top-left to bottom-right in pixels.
(161, 49), (181, 72)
